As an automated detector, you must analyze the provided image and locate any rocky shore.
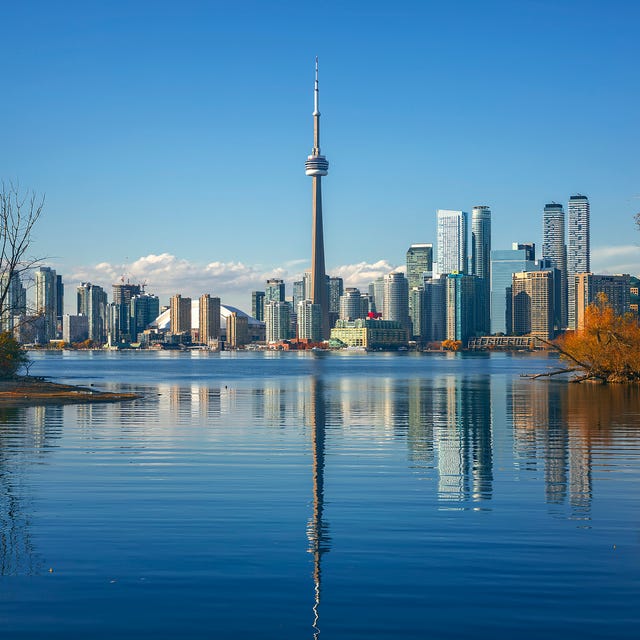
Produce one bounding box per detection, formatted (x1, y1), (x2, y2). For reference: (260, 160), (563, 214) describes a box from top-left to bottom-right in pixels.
(0, 376), (141, 407)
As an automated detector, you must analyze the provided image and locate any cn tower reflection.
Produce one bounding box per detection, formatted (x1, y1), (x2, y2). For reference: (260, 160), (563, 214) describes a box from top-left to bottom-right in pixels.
(305, 376), (330, 639)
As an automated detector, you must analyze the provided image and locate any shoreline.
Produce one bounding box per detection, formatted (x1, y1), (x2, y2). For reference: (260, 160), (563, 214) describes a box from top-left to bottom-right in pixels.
(0, 376), (141, 407)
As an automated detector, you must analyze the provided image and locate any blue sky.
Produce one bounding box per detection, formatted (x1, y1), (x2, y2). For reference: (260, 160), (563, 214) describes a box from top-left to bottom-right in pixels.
(1, 0), (638, 310)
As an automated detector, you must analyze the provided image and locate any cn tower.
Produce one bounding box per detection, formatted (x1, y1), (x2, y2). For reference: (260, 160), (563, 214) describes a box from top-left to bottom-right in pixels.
(305, 57), (330, 339)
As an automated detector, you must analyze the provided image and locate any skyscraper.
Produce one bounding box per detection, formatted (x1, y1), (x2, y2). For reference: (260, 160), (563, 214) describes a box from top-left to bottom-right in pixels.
(437, 210), (468, 275)
(490, 245), (537, 334)
(512, 270), (555, 340)
(305, 58), (330, 339)
(77, 282), (108, 343)
(445, 273), (477, 344)
(471, 206), (491, 334)
(170, 294), (191, 334)
(251, 291), (265, 321)
(265, 300), (291, 342)
(0, 273), (26, 334)
(383, 272), (410, 332)
(112, 281), (141, 342)
(339, 288), (365, 322)
(130, 293), (159, 343)
(406, 244), (433, 289)
(567, 195), (590, 329)
(35, 266), (58, 342)
(542, 203), (567, 330)
(199, 294), (221, 345)
(265, 279), (285, 303)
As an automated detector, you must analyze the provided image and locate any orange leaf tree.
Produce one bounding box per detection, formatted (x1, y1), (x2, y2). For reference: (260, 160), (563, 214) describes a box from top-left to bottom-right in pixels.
(552, 294), (640, 383)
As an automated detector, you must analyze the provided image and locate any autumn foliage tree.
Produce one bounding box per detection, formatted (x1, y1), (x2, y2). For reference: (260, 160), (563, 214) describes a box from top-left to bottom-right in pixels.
(0, 331), (29, 378)
(549, 294), (640, 383)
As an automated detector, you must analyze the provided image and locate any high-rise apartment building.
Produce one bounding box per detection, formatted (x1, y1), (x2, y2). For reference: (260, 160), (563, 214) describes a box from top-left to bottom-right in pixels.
(251, 291), (265, 321)
(437, 209), (468, 275)
(297, 299), (323, 342)
(445, 273), (477, 344)
(265, 279), (285, 304)
(512, 270), (555, 340)
(542, 203), (567, 330)
(35, 266), (58, 342)
(423, 275), (447, 342)
(199, 294), (221, 345)
(490, 245), (537, 335)
(371, 277), (385, 315)
(575, 273), (629, 330)
(471, 206), (491, 334)
(169, 294), (191, 334)
(77, 282), (108, 343)
(406, 244), (433, 289)
(292, 281), (305, 310)
(0, 273), (26, 333)
(112, 282), (141, 342)
(339, 288), (365, 322)
(328, 277), (344, 314)
(265, 300), (291, 342)
(227, 312), (249, 348)
(567, 195), (590, 329)
(383, 272), (410, 332)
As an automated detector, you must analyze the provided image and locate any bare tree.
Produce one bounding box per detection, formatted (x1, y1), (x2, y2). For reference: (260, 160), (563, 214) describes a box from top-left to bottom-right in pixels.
(0, 182), (45, 313)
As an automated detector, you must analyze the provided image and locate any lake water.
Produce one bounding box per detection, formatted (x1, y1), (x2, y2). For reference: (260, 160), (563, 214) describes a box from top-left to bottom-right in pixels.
(1, 350), (639, 639)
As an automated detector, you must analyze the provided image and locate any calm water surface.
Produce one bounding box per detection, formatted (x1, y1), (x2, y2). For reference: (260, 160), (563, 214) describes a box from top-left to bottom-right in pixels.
(1, 351), (639, 639)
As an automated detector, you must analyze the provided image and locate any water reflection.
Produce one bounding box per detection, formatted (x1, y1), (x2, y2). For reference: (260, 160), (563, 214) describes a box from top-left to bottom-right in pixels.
(0, 405), (64, 575)
(305, 377), (330, 639)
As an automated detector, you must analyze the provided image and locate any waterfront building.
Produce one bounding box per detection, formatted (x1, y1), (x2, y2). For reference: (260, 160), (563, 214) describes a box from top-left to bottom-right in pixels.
(199, 294), (221, 345)
(0, 273), (26, 333)
(297, 299), (323, 342)
(370, 276), (385, 315)
(567, 195), (590, 329)
(292, 281), (305, 310)
(423, 275), (447, 342)
(77, 282), (108, 343)
(575, 273), (630, 330)
(265, 279), (285, 304)
(112, 282), (141, 342)
(251, 291), (265, 321)
(339, 288), (365, 322)
(445, 273), (477, 345)
(406, 244), (433, 289)
(305, 58), (330, 339)
(512, 270), (555, 340)
(331, 318), (408, 349)
(227, 312), (249, 347)
(490, 245), (537, 335)
(409, 287), (424, 340)
(383, 272), (410, 332)
(63, 314), (89, 344)
(35, 266), (59, 342)
(328, 277), (343, 314)
(437, 209), (468, 275)
(170, 294), (191, 335)
(471, 206), (491, 334)
(265, 300), (291, 342)
(542, 203), (567, 330)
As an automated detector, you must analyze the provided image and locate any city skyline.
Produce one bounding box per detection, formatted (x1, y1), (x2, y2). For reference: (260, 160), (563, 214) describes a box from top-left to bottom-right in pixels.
(1, 2), (639, 311)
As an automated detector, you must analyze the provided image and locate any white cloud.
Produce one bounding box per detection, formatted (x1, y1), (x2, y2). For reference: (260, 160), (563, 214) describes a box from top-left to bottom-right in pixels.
(591, 245), (640, 276)
(67, 253), (405, 313)
(331, 260), (403, 290)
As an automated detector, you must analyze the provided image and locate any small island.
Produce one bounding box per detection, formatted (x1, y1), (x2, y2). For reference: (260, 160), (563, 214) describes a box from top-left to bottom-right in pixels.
(0, 375), (141, 407)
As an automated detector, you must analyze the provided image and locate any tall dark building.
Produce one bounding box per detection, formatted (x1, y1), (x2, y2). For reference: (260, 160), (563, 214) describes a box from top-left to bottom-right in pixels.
(471, 206), (491, 334)
(305, 58), (330, 339)
(112, 281), (141, 341)
(251, 291), (265, 321)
